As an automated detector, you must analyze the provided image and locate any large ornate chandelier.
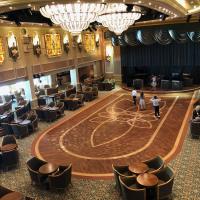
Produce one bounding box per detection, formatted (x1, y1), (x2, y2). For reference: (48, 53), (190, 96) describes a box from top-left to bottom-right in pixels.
(97, 4), (142, 35)
(40, 3), (106, 35)
(40, 3), (142, 35)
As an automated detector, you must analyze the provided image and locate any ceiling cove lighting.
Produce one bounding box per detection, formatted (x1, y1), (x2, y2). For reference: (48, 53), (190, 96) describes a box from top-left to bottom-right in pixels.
(40, 3), (106, 35)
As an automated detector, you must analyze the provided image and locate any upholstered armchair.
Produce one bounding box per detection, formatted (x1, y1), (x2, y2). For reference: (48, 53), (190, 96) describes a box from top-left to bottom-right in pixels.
(48, 164), (72, 190)
(28, 115), (38, 132)
(190, 120), (200, 138)
(1, 149), (19, 171)
(1, 135), (17, 146)
(92, 87), (98, 98)
(155, 166), (175, 200)
(26, 157), (47, 186)
(43, 110), (57, 122)
(119, 176), (146, 200)
(76, 94), (84, 106)
(37, 98), (46, 106)
(112, 164), (136, 194)
(57, 102), (65, 117)
(48, 102), (55, 107)
(1, 123), (14, 135)
(11, 123), (29, 138)
(35, 108), (45, 121)
(143, 155), (164, 174)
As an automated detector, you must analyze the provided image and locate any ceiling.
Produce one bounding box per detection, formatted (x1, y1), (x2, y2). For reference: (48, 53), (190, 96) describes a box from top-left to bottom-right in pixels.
(0, 0), (199, 16)
(0, 0), (199, 31)
(0, 6), (166, 26)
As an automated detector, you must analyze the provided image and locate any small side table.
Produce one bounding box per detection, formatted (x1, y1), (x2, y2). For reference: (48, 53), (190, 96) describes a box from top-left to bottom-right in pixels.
(129, 162), (149, 174)
(1, 192), (23, 200)
(39, 163), (59, 175)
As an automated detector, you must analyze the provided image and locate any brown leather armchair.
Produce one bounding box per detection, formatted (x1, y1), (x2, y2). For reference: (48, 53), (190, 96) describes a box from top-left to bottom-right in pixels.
(155, 166), (175, 200)
(143, 155), (164, 174)
(28, 115), (38, 132)
(1, 149), (19, 171)
(119, 176), (146, 200)
(26, 157), (47, 186)
(11, 123), (29, 138)
(1, 135), (17, 146)
(190, 120), (200, 138)
(48, 164), (72, 190)
(112, 164), (136, 194)
(57, 102), (65, 117)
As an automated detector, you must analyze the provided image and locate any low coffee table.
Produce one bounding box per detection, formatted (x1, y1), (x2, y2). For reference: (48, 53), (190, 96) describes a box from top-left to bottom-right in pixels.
(137, 173), (158, 187)
(129, 162), (149, 174)
(39, 163), (59, 175)
(1, 191), (23, 200)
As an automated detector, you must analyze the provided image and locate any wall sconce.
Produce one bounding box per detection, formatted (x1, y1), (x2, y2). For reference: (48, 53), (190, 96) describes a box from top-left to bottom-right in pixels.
(106, 45), (112, 62)
(33, 33), (41, 57)
(63, 34), (70, 54)
(95, 34), (100, 47)
(8, 32), (19, 61)
(77, 34), (82, 52)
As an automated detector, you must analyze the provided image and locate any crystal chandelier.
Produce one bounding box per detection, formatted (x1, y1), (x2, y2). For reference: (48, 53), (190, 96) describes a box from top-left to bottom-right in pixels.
(97, 4), (142, 35)
(40, 3), (106, 35)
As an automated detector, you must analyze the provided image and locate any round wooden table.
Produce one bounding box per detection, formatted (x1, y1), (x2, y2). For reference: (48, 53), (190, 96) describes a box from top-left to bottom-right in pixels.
(129, 162), (149, 174)
(1, 144), (17, 152)
(39, 163), (59, 175)
(137, 173), (158, 187)
(1, 192), (23, 200)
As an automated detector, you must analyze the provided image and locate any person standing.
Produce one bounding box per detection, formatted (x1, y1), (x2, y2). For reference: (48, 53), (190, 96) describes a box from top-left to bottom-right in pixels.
(150, 96), (161, 118)
(131, 88), (137, 106)
(139, 91), (146, 110)
(151, 75), (157, 90)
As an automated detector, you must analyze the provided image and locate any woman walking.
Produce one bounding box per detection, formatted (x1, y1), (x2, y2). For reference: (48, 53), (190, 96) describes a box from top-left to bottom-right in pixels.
(139, 91), (146, 110)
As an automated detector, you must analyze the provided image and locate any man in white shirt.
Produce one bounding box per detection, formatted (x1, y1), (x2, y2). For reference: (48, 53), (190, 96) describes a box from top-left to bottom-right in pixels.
(131, 88), (137, 106)
(150, 95), (161, 118)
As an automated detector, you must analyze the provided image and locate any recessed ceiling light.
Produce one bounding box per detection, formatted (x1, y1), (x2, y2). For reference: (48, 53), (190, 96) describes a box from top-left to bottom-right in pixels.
(149, 2), (152, 5)
(9, 6), (13, 10)
(27, 4), (31, 7)
(52, 1), (55, 4)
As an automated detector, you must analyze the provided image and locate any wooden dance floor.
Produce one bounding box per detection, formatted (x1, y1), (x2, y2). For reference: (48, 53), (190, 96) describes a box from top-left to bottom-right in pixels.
(32, 91), (193, 178)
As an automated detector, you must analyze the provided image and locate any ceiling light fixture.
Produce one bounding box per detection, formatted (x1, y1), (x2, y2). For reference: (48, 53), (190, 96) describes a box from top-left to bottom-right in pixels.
(40, 3), (106, 35)
(97, 4), (141, 35)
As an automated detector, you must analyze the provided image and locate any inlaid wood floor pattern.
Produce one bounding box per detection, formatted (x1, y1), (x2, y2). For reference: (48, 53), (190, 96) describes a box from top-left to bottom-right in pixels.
(32, 91), (193, 178)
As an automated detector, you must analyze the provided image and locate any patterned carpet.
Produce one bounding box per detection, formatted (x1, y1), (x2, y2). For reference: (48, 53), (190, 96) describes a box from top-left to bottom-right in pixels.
(0, 90), (200, 200)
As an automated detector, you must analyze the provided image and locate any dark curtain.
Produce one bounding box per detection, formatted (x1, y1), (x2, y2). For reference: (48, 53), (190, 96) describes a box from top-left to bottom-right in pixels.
(121, 41), (200, 85)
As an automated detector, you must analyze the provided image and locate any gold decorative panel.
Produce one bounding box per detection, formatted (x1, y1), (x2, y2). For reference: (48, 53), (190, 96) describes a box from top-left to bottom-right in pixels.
(0, 37), (5, 64)
(83, 33), (95, 53)
(44, 33), (62, 57)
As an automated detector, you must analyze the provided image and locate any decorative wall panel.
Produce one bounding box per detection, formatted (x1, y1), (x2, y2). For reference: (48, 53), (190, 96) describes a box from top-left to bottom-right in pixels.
(0, 37), (5, 64)
(44, 34), (62, 57)
(83, 33), (95, 53)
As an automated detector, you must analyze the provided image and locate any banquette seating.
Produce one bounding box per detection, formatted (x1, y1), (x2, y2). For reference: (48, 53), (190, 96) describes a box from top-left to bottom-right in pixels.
(119, 176), (146, 200)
